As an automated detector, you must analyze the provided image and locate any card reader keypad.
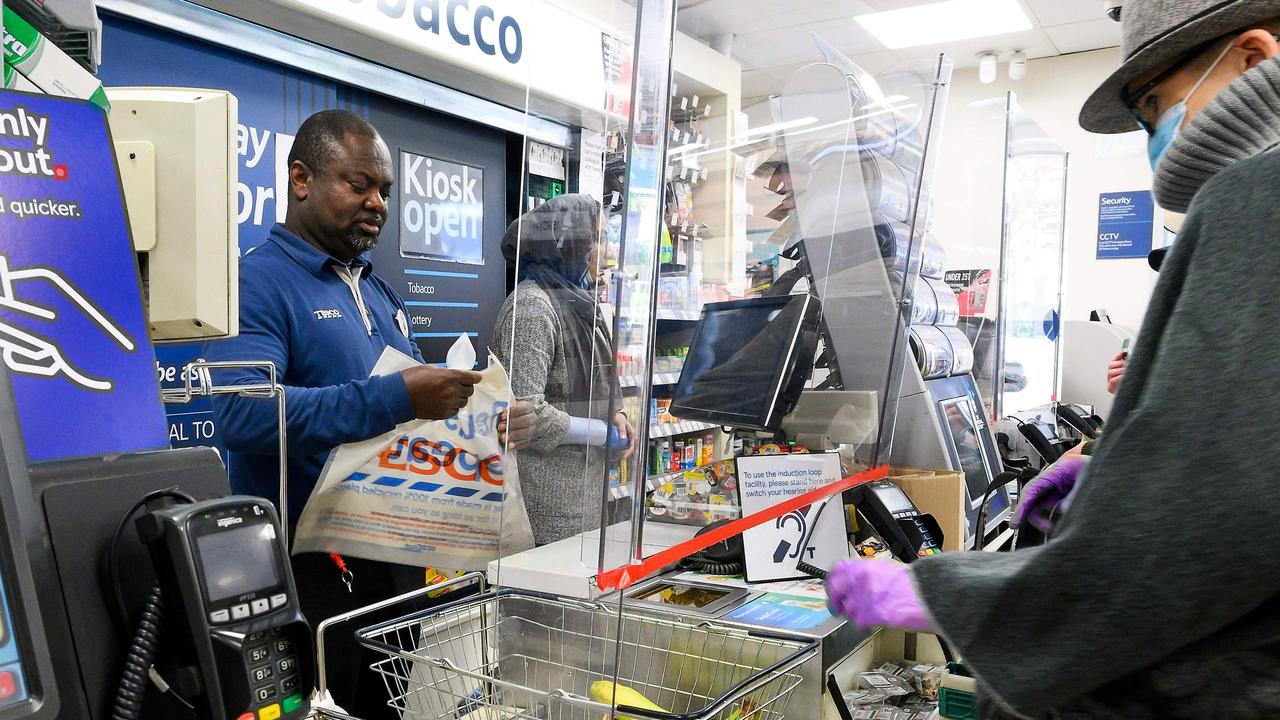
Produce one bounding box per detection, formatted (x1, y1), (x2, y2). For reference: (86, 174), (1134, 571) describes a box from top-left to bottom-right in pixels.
(242, 626), (305, 719)
(913, 518), (941, 557)
(210, 592), (288, 626)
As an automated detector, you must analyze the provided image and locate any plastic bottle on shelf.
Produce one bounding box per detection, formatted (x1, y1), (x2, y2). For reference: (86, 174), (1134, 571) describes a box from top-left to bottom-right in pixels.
(684, 441), (695, 470)
(671, 441), (684, 473)
(693, 436), (703, 468)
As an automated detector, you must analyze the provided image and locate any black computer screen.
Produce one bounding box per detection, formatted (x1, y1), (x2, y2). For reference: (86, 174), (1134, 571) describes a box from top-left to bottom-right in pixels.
(938, 396), (994, 504)
(670, 295), (812, 430)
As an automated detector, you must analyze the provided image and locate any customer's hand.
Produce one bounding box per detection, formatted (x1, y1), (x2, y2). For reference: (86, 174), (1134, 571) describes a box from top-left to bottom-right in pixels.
(497, 400), (535, 450)
(826, 560), (932, 632)
(1012, 456), (1085, 534)
(401, 366), (483, 420)
(612, 412), (637, 459)
(1107, 352), (1128, 394)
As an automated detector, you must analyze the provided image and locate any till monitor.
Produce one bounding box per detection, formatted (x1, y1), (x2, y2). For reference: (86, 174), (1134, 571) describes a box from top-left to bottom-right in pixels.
(670, 294), (820, 432)
(931, 384), (1010, 537)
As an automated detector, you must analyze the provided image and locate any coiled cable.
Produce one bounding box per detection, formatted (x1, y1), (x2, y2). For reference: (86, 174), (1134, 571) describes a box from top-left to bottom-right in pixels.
(112, 584), (164, 720)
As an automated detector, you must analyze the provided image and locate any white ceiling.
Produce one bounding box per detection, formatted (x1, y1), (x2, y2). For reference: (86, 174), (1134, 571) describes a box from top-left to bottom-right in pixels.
(674, 0), (1122, 99)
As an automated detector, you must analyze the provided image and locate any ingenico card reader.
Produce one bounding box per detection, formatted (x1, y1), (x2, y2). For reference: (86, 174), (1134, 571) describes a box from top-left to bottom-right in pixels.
(136, 496), (312, 720)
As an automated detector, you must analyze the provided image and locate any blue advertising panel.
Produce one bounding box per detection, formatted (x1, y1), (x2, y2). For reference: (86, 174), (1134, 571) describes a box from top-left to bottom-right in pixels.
(0, 91), (167, 462)
(96, 12), (510, 450)
(1096, 190), (1154, 260)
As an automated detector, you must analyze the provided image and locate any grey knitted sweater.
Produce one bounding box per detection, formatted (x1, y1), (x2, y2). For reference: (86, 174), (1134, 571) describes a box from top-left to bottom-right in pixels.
(492, 281), (612, 546)
(1155, 56), (1280, 213)
(912, 149), (1280, 718)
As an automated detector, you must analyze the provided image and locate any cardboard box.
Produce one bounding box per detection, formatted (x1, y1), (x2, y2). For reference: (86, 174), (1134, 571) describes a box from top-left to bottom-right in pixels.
(2, 6), (107, 109)
(886, 466), (966, 552)
(3, 62), (39, 92)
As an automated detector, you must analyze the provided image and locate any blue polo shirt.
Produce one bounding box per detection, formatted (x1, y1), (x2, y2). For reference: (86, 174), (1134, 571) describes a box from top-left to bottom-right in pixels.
(203, 224), (424, 525)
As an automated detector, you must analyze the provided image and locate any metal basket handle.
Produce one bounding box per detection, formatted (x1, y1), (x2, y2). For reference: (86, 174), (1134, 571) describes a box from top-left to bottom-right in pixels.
(314, 570), (486, 697)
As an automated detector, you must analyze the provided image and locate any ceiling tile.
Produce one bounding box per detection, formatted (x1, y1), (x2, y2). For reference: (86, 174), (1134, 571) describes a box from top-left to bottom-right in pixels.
(1023, 0), (1107, 26)
(732, 18), (882, 70)
(862, 0), (946, 9)
(677, 0), (875, 42)
(1042, 19), (1122, 54)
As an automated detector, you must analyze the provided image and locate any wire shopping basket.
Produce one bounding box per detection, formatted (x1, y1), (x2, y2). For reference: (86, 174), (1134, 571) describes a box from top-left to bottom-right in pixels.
(355, 588), (818, 720)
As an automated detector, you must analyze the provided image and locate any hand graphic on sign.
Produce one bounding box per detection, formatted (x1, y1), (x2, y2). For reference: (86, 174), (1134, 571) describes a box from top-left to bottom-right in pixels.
(0, 255), (136, 391)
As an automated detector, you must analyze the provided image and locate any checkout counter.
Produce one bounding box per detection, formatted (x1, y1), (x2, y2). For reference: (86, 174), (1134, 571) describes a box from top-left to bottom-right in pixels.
(0, 20), (1002, 720)
(476, 43), (1005, 720)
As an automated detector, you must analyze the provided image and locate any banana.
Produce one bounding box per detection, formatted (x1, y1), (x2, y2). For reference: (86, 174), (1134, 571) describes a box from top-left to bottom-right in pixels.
(589, 681), (668, 717)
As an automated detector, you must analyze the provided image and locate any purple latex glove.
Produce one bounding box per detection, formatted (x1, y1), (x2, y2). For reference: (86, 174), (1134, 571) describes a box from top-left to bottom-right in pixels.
(826, 560), (932, 632)
(1012, 456), (1086, 533)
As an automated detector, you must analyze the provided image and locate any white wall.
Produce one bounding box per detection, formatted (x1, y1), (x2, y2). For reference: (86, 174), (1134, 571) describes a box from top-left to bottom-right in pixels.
(934, 48), (1160, 332)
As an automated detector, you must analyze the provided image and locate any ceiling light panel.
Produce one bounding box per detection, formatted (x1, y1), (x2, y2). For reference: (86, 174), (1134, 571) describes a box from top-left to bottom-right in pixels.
(855, 0), (1033, 50)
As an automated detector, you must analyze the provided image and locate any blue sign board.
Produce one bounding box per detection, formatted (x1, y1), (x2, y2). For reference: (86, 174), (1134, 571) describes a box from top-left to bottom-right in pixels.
(1096, 190), (1154, 260)
(96, 12), (510, 452)
(0, 91), (167, 462)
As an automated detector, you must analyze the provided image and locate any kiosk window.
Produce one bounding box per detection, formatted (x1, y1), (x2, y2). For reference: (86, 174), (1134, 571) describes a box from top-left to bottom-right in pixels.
(197, 525), (281, 602)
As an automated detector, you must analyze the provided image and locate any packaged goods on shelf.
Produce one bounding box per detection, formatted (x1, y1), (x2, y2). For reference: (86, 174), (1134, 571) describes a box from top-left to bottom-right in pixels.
(2, 6), (109, 109)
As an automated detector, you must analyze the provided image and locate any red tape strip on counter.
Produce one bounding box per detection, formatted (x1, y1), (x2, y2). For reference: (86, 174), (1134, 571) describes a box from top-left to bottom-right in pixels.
(595, 464), (890, 591)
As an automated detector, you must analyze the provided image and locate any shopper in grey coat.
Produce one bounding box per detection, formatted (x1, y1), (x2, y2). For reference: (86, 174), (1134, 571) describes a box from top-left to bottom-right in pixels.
(493, 195), (636, 545)
(827, 2), (1280, 717)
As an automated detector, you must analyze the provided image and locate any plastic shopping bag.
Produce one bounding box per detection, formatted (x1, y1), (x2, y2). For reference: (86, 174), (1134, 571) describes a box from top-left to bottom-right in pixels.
(293, 336), (535, 569)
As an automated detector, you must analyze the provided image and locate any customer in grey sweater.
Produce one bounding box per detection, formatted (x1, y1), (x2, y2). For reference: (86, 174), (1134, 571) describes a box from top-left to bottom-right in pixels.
(493, 195), (636, 545)
(827, 2), (1280, 717)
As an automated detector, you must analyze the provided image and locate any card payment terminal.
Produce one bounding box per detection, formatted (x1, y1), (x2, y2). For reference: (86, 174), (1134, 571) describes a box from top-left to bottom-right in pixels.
(849, 480), (944, 562)
(137, 497), (312, 720)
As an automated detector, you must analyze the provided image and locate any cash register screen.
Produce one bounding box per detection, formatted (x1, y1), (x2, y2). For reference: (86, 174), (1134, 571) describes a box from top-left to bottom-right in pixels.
(671, 295), (811, 430)
(0, 570), (29, 709)
(197, 525), (281, 603)
(939, 396), (994, 504)
(873, 485), (916, 515)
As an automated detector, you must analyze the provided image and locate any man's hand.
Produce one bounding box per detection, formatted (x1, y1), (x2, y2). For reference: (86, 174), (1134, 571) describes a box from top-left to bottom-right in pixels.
(613, 412), (637, 460)
(1106, 352), (1128, 395)
(401, 366), (483, 420)
(497, 400), (535, 450)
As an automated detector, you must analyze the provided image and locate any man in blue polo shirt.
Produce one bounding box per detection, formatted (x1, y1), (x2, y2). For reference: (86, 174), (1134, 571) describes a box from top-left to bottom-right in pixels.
(204, 110), (530, 718)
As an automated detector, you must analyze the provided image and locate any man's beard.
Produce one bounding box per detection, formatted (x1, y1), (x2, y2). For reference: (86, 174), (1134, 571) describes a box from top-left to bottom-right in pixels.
(344, 228), (378, 253)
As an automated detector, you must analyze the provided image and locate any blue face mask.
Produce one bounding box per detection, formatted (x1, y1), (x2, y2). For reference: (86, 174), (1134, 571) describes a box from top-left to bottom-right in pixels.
(1147, 42), (1234, 170)
(1148, 102), (1187, 169)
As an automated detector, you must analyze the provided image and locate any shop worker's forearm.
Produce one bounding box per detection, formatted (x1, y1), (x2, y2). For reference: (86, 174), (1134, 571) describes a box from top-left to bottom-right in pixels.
(211, 373), (414, 457)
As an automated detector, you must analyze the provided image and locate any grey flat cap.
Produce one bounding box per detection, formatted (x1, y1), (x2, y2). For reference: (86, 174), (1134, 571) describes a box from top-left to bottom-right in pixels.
(1080, 0), (1280, 134)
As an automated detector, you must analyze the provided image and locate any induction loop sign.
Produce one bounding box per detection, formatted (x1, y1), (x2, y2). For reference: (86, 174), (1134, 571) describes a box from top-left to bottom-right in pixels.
(596, 464), (889, 591)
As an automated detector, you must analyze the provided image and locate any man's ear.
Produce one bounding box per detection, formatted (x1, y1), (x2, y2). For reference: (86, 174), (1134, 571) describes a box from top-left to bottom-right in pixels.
(1237, 28), (1280, 70)
(289, 160), (311, 202)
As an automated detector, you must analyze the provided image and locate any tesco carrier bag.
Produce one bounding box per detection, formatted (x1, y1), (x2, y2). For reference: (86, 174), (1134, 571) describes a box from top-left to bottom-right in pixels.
(293, 336), (535, 569)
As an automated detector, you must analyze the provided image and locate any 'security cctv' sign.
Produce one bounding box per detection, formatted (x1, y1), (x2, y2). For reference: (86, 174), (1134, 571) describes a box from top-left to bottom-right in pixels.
(1097, 190), (1154, 260)
(399, 150), (485, 265)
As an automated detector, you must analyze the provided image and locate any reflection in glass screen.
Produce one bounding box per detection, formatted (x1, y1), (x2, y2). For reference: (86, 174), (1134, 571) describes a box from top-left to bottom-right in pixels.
(940, 397), (991, 502)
